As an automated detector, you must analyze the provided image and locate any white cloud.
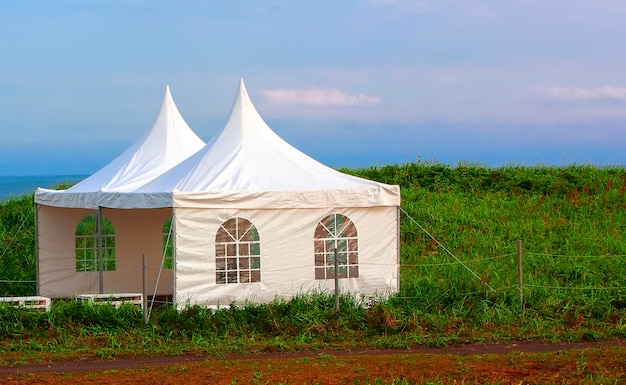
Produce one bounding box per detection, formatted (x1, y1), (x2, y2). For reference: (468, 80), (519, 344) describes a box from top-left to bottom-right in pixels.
(535, 86), (626, 100)
(262, 88), (382, 106)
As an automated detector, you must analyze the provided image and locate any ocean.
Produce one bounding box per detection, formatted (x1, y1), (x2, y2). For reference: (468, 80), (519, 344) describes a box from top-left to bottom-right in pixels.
(0, 175), (87, 202)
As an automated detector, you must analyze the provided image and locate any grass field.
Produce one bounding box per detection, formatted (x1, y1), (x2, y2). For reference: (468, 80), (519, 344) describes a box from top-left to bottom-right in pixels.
(0, 162), (625, 363)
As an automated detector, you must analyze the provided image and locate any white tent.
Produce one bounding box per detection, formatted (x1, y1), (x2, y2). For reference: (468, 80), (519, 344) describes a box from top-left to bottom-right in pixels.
(35, 80), (401, 307)
(35, 86), (205, 298)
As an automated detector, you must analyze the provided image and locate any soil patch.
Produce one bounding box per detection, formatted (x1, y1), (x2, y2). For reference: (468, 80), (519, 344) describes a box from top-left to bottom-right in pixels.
(1, 339), (624, 377)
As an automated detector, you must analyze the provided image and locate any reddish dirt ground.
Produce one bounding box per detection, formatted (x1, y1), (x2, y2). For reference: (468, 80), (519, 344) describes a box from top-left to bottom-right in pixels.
(1, 340), (625, 384)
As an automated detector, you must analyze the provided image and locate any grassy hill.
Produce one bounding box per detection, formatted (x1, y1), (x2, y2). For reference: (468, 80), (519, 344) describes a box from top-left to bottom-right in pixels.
(1, 163), (625, 360)
(342, 162), (626, 342)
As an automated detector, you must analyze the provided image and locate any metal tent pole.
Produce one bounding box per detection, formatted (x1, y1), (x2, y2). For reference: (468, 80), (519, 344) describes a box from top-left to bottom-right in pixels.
(97, 207), (104, 294)
(334, 247), (340, 312)
(34, 202), (40, 295)
(142, 254), (148, 324)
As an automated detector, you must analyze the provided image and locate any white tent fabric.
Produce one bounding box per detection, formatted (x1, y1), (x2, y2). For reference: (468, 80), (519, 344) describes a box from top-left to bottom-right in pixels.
(34, 86), (205, 209)
(148, 79), (392, 193)
(35, 86), (204, 298)
(154, 79), (399, 307)
(96, 79), (399, 209)
(35, 79), (401, 306)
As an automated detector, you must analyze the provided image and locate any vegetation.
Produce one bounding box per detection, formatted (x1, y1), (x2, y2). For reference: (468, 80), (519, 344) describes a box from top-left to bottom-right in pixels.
(0, 162), (625, 363)
(0, 194), (36, 296)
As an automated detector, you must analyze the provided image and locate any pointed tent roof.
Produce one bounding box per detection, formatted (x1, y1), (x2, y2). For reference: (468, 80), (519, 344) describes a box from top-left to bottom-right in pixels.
(35, 86), (206, 208)
(130, 79), (399, 209)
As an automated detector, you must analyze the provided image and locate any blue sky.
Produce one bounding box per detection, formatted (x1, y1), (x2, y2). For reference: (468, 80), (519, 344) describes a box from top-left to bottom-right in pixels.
(1, 0), (625, 175)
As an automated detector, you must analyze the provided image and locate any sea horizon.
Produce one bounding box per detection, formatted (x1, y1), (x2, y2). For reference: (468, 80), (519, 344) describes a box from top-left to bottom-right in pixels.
(0, 175), (87, 202)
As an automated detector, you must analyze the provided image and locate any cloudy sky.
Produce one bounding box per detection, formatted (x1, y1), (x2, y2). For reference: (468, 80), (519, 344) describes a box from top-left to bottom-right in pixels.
(1, 0), (625, 175)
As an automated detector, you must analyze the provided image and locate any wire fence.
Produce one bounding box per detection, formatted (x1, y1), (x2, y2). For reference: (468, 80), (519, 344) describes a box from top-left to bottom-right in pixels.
(2, 207), (625, 309)
(4, 247), (624, 308)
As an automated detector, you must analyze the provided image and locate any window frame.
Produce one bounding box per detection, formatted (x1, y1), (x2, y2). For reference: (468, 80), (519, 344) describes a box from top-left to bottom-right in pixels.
(314, 213), (359, 280)
(75, 213), (116, 272)
(215, 217), (261, 284)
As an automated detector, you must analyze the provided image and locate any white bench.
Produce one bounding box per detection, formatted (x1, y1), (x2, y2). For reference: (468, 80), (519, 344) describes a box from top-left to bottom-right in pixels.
(0, 296), (51, 311)
(77, 293), (143, 309)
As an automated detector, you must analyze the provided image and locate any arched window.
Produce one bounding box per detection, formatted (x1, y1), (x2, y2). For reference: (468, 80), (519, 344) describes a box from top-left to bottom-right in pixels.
(163, 215), (173, 270)
(75, 214), (116, 272)
(215, 217), (260, 284)
(314, 214), (358, 280)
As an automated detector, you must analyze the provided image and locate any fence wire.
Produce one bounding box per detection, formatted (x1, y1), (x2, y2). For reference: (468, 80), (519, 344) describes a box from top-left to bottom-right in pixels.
(2, 251), (624, 291)
(526, 251), (626, 258)
(525, 284), (623, 291)
(2, 247), (625, 301)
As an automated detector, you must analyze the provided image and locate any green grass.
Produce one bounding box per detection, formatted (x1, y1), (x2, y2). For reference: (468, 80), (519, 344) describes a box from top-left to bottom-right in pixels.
(0, 194), (36, 296)
(0, 162), (625, 362)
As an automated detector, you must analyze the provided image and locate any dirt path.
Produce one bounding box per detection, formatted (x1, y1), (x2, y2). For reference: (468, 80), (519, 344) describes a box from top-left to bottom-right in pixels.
(1, 339), (624, 376)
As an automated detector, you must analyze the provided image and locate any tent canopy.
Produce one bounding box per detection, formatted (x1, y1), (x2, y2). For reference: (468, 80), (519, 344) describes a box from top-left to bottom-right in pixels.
(34, 79), (401, 303)
(104, 79), (399, 209)
(142, 79), (391, 193)
(35, 86), (205, 208)
(35, 79), (399, 209)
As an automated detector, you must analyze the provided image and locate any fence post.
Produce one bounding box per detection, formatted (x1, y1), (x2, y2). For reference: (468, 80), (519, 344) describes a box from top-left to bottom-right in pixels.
(334, 248), (340, 312)
(517, 239), (523, 308)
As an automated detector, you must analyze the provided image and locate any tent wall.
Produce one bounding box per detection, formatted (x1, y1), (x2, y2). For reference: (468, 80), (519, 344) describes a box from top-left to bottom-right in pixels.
(37, 205), (174, 298)
(173, 206), (399, 308)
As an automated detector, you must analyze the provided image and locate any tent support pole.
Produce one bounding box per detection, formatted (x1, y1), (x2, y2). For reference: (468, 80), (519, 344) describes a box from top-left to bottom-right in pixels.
(142, 254), (148, 324)
(396, 206), (401, 289)
(334, 248), (339, 312)
(171, 208), (176, 307)
(34, 203), (40, 295)
(97, 207), (104, 294)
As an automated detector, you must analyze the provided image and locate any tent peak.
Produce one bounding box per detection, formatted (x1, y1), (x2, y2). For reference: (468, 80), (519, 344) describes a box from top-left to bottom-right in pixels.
(48, 84), (205, 199)
(131, 78), (399, 200)
(236, 78), (248, 101)
(224, 77), (266, 137)
(161, 86), (173, 107)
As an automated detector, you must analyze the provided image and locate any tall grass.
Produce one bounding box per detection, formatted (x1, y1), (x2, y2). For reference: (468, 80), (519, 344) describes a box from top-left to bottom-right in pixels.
(0, 194), (36, 295)
(345, 162), (626, 341)
(0, 163), (625, 358)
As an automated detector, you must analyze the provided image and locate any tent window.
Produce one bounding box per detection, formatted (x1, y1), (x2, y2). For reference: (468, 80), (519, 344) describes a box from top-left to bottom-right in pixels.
(215, 217), (261, 284)
(314, 214), (358, 280)
(75, 214), (116, 272)
(163, 215), (173, 270)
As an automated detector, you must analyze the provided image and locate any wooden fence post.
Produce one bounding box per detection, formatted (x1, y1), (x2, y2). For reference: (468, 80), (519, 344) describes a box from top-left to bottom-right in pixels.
(517, 239), (523, 308)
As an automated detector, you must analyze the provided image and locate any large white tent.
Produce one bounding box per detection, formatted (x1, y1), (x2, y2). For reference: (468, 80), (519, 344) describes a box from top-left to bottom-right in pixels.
(35, 79), (401, 307)
(35, 86), (205, 297)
